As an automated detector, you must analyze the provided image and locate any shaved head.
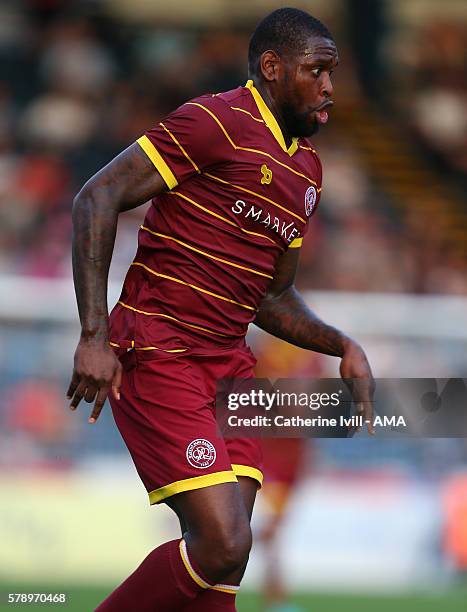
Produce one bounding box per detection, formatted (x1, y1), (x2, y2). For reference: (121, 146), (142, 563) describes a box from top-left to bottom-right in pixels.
(248, 7), (334, 77)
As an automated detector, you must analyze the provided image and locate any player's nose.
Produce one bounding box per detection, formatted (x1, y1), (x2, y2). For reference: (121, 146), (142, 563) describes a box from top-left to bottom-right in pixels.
(321, 73), (334, 98)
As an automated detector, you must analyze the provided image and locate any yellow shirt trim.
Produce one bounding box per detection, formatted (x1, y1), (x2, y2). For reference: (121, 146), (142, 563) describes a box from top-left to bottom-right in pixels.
(230, 106), (264, 123)
(186, 102), (237, 148)
(245, 80), (299, 157)
(109, 340), (187, 353)
(131, 261), (256, 311)
(136, 135), (178, 190)
(168, 191), (276, 245)
(117, 300), (228, 337)
(185, 102), (316, 186)
(141, 226), (273, 279)
(160, 122), (200, 173)
(289, 237), (303, 248)
(205, 172), (306, 224)
(149, 470), (238, 504)
(300, 144), (317, 153)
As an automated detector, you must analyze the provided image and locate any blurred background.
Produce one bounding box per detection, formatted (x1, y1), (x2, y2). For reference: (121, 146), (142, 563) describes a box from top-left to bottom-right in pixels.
(0, 0), (466, 610)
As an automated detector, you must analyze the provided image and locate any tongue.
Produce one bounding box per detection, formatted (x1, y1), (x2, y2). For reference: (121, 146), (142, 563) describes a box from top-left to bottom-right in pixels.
(317, 110), (328, 124)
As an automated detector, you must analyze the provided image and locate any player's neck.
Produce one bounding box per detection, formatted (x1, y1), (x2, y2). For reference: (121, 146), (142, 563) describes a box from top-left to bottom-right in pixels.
(251, 79), (294, 148)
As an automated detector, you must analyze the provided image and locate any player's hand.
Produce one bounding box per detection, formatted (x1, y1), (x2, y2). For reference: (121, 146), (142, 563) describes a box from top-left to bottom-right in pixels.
(67, 338), (122, 424)
(339, 340), (375, 435)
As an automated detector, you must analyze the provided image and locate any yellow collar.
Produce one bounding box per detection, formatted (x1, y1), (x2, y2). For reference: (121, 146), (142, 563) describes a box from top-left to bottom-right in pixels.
(245, 80), (298, 157)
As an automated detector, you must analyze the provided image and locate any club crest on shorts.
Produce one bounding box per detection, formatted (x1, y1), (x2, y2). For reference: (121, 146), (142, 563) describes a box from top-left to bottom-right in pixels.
(304, 186), (317, 217)
(186, 438), (216, 469)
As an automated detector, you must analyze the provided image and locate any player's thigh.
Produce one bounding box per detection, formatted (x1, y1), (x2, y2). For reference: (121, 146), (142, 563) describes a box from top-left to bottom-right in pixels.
(169, 475), (258, 537)
(166, 481), (250, 542)
(238, 475), (258, 520)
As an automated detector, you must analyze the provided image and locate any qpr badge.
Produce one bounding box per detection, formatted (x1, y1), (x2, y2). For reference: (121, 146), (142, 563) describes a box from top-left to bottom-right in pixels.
(304, 186), (317, 217)
(186, 438), (216, 469)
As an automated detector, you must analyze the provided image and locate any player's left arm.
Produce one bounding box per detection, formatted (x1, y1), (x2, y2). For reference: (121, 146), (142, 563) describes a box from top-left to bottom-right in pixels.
(254, 247), (375, 433)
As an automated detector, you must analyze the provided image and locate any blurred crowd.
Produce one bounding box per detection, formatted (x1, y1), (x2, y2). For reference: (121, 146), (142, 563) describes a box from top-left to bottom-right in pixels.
(400, 20), (467, 175)
(0, 1), (465, 291)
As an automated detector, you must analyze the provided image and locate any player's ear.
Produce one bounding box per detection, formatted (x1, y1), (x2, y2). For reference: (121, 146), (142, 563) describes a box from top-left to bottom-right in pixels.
(260, 50), (281, 82)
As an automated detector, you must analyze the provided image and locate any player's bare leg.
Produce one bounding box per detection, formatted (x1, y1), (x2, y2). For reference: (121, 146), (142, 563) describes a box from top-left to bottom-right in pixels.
(177, 477), (259, 610)
(166, 482), (253, 582)
(173, 476), (259, 611)
(96, 479), (256, 611)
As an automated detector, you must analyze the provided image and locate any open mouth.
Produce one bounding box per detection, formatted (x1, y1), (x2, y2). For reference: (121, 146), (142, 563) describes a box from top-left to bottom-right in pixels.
(314, 101), (333, 124)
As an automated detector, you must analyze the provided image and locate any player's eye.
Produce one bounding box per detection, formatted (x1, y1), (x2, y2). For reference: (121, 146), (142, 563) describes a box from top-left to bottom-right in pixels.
(311, 67), (334, 78)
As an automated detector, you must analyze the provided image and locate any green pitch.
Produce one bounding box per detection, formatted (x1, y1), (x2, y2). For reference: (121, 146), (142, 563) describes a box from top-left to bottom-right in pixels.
(1, 586), (467, 611)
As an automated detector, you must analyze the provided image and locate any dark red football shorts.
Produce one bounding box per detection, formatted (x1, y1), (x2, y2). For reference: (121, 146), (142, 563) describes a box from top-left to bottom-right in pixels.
(109, 341), (263, 505)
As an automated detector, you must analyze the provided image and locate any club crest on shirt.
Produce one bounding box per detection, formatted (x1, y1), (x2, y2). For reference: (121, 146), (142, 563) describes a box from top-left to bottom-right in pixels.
(186, 438), (216, 469)
(304, 186), (317, 217)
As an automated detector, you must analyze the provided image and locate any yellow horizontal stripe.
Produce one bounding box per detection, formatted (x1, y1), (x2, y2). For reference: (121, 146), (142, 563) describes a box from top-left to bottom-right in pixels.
(117, 300), (227, 337)
(186, 102), (317, 186)
(289, 237), (303, 248)
(149, 470), (238, 504)
(179, 540), (211, 589)
(170, 190), (237, 226)
(299, 144), (317, 153)
(231, 464), (264, 486)
(205, 172), (306, 223)
(135, 345), (187, 352)
(168, 192), (276, 244)
(131, 261), (256, 311)
(136, 135), (177, 190)
(237, 146), (315, 184)
(230, 106), (264, 123)
(141, 226), (273, 279)
(109, 339), (187, 353)
(160, 122), (200, 173)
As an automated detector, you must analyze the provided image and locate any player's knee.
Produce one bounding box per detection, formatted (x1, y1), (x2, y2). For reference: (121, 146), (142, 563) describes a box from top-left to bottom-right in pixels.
(205, 521), (252, 577)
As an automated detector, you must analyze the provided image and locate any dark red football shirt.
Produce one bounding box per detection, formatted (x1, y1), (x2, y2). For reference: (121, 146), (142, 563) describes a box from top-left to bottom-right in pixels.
(109, 80), (323, 352)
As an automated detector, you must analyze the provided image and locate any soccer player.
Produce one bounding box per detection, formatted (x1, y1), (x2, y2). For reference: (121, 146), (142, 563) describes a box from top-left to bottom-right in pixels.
(67, 8), (374, 611)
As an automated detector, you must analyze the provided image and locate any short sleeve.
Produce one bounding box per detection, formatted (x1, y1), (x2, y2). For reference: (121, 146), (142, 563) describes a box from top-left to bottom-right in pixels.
(288, 150), (322, 249)
(136, 96), (237, 189)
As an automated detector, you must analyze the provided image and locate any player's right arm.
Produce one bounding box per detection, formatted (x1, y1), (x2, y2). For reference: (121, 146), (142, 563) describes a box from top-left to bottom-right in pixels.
(67, 143), (167, 423)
